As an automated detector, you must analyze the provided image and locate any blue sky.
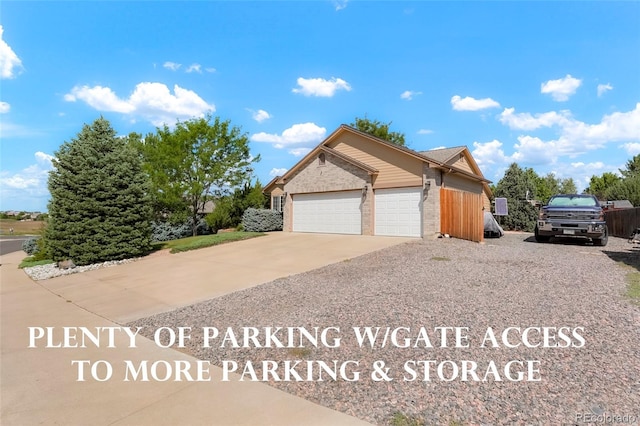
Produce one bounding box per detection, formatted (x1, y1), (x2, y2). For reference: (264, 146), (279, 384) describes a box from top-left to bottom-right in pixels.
(1, 1), (639, 212)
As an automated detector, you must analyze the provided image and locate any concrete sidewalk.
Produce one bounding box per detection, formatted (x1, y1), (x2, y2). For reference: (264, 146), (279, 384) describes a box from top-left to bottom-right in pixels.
(1, 233), (412, 425)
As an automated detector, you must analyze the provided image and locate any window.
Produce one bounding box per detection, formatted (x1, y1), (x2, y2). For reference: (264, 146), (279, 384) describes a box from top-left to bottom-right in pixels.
(272, 195), (284, 212)
(318, 153), (326, 166)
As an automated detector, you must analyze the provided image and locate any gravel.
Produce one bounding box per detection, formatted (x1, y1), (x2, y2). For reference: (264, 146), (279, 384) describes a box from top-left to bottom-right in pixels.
(129, 233), (640, 425)
(24, 258), (138, 280)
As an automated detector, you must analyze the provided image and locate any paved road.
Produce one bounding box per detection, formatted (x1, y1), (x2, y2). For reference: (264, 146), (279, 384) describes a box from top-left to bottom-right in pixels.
(0, 236), (30, 256)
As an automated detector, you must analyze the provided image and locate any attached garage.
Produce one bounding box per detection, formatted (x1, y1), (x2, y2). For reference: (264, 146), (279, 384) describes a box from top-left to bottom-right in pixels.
(292, 191), (362, 234)
(375, 187), (422, 237)
(264, 125), (492, 242)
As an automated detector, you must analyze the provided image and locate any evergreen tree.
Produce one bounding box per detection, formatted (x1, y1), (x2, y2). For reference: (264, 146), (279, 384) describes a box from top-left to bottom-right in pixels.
(494, 163), (538, 232)
(46, 117), (153, 265)
(620, 154), (640, 179)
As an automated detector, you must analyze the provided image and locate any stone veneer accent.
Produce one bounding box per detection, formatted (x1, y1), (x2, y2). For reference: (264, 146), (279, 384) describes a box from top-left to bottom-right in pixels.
(422, 164), (442, 238)
(283, 151), (370, 232)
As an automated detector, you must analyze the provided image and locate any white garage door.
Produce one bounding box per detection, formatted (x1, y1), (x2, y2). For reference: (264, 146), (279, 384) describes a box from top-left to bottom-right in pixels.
(292, 191), (362, 234)
(375, 187), (422, 237)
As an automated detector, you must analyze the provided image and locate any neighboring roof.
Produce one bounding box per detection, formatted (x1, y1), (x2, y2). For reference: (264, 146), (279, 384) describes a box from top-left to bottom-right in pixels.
(266, 125), (491, 190)
(420, 146), (466, 164)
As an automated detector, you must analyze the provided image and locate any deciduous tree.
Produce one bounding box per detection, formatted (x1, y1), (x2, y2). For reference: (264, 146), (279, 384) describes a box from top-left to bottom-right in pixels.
(584, 172), (621, 200)
(351, 115), (406, 146)
(140, 115), (258, 236)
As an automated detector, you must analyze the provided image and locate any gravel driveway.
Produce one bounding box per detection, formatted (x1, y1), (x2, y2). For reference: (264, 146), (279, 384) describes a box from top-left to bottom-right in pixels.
(130, 233), (640, 425)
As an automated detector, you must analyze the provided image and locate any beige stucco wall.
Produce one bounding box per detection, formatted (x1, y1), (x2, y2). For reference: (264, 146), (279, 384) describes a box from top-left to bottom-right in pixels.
(328, 133), (423, 189)
(443, 173), (483, 195)
(449, 155), (474, 174)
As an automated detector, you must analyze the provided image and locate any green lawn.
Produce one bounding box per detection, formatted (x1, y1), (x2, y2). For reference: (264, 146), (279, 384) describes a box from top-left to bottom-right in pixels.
(156, 231), (266, 253)
(19, 258), (54, 269)
(19, 232), (266, 268)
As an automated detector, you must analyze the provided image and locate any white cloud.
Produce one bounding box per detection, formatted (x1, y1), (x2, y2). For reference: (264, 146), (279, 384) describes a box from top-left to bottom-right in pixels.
(566, 161), (620, 191)
(205, 67), (216, 73)
(0, 151), (53, 194)
(333, 0), (348, 11)
(597, 83), (613, 97)
(163, 61), (181, 71)
(0, 101), (9, 113)
(471, 140), (512, 168)
(269, 168), (288, 177)
(498, 103), (640, 158)
(540, 74), (582, 101)
(512, 135), (558, 165)
(558, 103), (640, 150)
(401, 90), (422, 101)
(499, 108), (572, 130)
(248, 109), (272, 123)
(186, 63), (202, 73)
(417, 129), (433, 135)
(288, 148), (312, 157)
(64, 82), (215, 126)
(622, 142), (640, 155)
(251, 122), (327, 150)
(292, 77), (351, 97)
(451, 95), (500, 111)
(0, 25), (24, 79)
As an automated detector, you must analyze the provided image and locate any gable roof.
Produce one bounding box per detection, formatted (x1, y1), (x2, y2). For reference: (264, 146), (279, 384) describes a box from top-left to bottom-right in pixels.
(266, 125), (491, 190)
(420, 146), (466, 164)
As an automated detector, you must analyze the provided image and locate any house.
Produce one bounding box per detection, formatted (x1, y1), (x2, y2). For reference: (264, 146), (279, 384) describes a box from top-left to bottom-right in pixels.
(263, 125), (492, 242)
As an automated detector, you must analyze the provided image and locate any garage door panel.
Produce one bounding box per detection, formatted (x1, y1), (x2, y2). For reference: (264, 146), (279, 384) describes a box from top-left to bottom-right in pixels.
(293, 191), (362, 234)
(375, 187), (422, 237)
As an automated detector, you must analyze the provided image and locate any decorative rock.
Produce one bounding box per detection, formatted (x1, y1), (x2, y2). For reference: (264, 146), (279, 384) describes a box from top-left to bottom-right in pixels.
(57, 259), (76, 269)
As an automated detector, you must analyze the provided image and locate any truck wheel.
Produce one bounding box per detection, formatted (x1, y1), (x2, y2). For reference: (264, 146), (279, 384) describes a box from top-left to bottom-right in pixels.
(594, 227), (608, 247)
(534, 226), (550, 243)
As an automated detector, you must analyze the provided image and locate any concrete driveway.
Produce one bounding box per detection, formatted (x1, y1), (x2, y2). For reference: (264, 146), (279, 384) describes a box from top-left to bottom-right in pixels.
(38, 232), (414, 324)
(1, 232), (412, 426)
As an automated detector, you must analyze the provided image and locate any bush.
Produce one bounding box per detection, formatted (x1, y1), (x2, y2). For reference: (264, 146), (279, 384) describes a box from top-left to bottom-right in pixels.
(22, 237), (39, 255)
(151, 217), (211, 242)
(241, 208), (283, 232)
(21, 236), (50, 261)
(205, 198), (233, 232)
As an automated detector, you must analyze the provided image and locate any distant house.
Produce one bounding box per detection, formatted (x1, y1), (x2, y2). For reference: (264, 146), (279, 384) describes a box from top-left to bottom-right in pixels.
(264, 125), (492, 242)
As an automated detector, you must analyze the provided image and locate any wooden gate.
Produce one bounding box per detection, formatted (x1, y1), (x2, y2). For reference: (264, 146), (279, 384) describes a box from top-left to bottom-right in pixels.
(440, 188), (484, 242)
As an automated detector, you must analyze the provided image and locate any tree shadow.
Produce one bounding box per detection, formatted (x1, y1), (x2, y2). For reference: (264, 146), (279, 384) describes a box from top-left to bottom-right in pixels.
(602, 246), (640, 272)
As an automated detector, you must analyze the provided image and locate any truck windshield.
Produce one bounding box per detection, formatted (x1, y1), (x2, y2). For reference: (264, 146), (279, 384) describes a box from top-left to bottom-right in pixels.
(548, 196), (597, 207)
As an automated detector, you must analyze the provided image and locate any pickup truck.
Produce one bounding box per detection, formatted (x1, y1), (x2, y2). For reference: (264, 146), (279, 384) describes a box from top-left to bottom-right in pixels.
(535, 194), (608, 246)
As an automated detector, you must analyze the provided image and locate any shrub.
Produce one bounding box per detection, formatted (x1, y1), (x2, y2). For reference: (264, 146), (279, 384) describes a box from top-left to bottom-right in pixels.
(241, 208), (283, 232)
(22, 237), (39, 255)
(151, 217), (211, 242)
(205, 198), (233, 232)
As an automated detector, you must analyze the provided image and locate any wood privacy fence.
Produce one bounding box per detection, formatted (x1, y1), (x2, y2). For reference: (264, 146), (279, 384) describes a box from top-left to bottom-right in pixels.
(605, 207), (640, 238)
(440, 188), (484, 242)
